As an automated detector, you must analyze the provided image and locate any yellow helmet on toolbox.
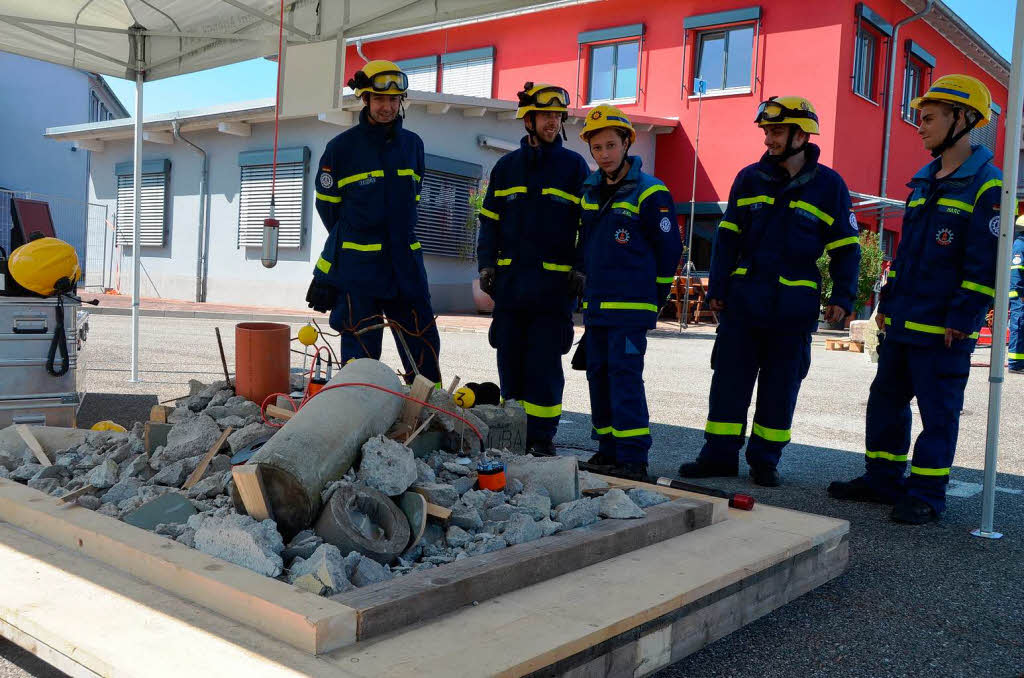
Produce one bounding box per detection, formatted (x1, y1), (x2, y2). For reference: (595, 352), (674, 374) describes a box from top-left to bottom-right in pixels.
(516, 82), (570, 119)
(911, 74), (991, 127)
(754, 96), (820, 135)
(8, 237), (80, 296)
(580, 104), (636, 144)
(348, 60), (409, 97)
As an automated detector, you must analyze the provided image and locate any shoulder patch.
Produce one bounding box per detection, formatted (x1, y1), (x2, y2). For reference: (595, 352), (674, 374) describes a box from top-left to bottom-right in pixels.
(989, 216), (1001, 237)
(659, 217), (673, 233)
(849, 213), (859, 232)
(319, 172), (333, 189)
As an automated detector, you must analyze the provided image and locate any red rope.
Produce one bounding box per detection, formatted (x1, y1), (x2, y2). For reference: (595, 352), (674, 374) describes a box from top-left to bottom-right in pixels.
(270, 0), (285, 202)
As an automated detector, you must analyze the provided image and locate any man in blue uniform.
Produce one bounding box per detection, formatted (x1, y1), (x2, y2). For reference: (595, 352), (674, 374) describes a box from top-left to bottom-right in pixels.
(305, 60), (441, 384)
(830, 75), (1002, 524)
(1010, 215), (1024, 374)
(679, 96), (860, 487)
(477, 82), (590, 455)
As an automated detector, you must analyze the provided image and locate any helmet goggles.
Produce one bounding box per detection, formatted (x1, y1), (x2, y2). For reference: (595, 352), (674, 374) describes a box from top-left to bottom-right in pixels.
(354, 70), (409, 94)
(754, 98), (818, 126)
(518, 86), (570, 110)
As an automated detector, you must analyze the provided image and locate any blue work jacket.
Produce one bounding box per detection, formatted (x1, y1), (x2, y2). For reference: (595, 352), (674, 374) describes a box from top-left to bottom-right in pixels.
(477, 136), (590, 312)
(580, 156), (681, 329)
(312, 109), (428, 301)
(708, 144), (860, 333)
(879, 145), (1002, 349)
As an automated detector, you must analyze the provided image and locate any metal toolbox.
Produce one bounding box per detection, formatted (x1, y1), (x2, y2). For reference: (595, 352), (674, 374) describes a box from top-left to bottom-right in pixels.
(0, 296), (83, 398)
(0, 393), (79, 428)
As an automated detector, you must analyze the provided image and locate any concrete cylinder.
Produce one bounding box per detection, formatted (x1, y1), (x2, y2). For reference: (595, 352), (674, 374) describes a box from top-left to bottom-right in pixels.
(249, 359), (403, 536)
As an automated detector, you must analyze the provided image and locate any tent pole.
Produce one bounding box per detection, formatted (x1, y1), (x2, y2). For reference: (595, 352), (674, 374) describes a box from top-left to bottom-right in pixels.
(130, 29), (144, 382)
(972, 0), (1024, 540)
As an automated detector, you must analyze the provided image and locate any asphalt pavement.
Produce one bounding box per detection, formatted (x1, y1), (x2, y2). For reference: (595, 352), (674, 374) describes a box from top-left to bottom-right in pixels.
(3, 314), (1023, 676)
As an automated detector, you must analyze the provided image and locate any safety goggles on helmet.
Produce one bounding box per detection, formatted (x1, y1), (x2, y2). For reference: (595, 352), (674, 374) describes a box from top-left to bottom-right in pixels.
(518, 86), (570, 110)
(754, 97), (818, 126)
(351, 70), (409, 94)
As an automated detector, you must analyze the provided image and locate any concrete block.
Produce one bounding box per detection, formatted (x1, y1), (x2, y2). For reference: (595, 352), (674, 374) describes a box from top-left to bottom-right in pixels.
(472, 403), (527, 453)
(849, 320), (869, 343)
(552, 497), (600, 529)
(349, 553), (393, 587)
(153, 415), (222, 468)
(599, 488), (646, 519)
(506, 456), (579, 506)
(192, 512), (285, 577)
(358, 436), (417, 496)
(288, 544), (354, 595)
(502, 513), (542, 545)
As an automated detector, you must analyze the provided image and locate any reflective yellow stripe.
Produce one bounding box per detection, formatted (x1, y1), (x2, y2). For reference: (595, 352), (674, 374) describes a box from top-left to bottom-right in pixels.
(887, 270), (897, 279)
(479, 207), (500, 221)
(961, 280), (995, 297)
(656, 276), (674, 284)
(416, 194), (421, 202)
(904, 320), (945, 335)
(732, 267), (748, 276)
(719, 220), (741, 233)
(908, 198), (926, 208)
(885, 316), (892, 325)
(706, 420), (744, 436)
(611, 201), (639, 214)
(974, 178), (1002, 205)
(581, 198), (598, 211)
(396, 168), (421, 181)
(612, 427), (650, 438)
(1008, 352), (1024, 359)
(789, 200), (834, 226)
(598, 301), (658, 312)
(779, 276), (818, 290)
(937, 198), (973, 213)
(497, 258), (512, 266)
(541, 187), (581, 204)
(342, 241), (382, 252)
(638, 183), (670, 206)
(315, 256), (331, 274)
(593, 425), (613, 435)
(315, 191), (341, 203)
(752, 423), (791, 442)
(337, 169), (384, 188)
(410, 242), (422, 251)
(1012, 265), (1024, 270)
(522, 401), (562, 418)
(910, 466), (950, 477)
(825, 236), (859, 251)
(865, 450), (908, 462)
(542, 262), (572, 272)
(494, 186), (527, 197)
(582, 301), (588, 309)
(1011, 291), (1020, 299)
(737, 195), (775, 207)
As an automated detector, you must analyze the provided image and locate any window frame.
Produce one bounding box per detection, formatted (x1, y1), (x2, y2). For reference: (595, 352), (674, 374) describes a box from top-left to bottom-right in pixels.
(396, 55), (439, 93)
(114, 159), (170, 248)
(901, 40), (935, 125)
(440, 46), (495, 98)
(416, 154), (483, 259)
(693, 23), (756, 95)
(586, 39), (641, 105)
(236, 146), (309, 249)
(970, 104), (1001, 155)
(852, 3), (892, 103)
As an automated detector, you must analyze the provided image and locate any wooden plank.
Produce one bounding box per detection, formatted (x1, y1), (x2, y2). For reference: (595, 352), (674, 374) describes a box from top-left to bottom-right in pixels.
(149, 405), (173, 423)
(182, 427), (232, 490)
(848, 340), (865, 353)
(406, 375), (461, 445)
(16, 425), (51, 467)
(400, 374), (436, 429)
(57, 484), (96, 505)
(424, 502), (452, 521)
(332, 496), (715, 640)
(0, 479), (357, 654)
(265, 404), (295, 422)
(232, 464), (274, 521)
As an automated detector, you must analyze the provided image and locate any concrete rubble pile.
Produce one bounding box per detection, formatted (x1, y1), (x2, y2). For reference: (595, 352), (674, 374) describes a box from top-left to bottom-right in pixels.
(0, 365), (672, 598)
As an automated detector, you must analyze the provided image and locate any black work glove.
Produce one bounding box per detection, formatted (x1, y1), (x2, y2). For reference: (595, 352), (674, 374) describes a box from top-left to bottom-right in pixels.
(568, 269), (586, 299)
(479, 267), (496, 297)
(306, 278), (339, 313)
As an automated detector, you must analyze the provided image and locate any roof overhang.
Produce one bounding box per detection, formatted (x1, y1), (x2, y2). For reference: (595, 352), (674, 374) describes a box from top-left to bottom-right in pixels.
(900, 0), (1010, 85)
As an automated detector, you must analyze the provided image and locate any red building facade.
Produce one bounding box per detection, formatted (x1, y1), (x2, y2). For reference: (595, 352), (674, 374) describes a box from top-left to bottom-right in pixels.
(346, 0), (1010, 269)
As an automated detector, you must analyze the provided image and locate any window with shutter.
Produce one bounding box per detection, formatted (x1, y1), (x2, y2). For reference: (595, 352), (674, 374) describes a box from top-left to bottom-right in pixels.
(397, 56), (438, 93)
(114, 159), (169, 247)
(416, 155), (483, 258)
(237, 147), (309, 248)
(970, 108), (1000, 155)
(441, 47), (494, 98)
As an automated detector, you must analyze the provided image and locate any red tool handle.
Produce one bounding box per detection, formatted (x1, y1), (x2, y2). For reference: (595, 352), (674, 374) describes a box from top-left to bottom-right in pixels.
(656, 477), (755, 511)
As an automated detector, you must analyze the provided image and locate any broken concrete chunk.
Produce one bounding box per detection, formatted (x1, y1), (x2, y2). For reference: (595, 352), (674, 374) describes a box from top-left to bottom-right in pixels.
(208, 389), (233, 408)
(410, 482), (459, 508)
(599, 488), (646, 519)
(449, 504), (483, 530)
(97, 503), (120, 518)
(357, 436), (417, 496)
(512, 492), (552, 521)
(119, 455), (153, 482)
(506, 456), (579, 506)
(502, 513), (543, 545)
(282, 529), (324, 563)
(537, 517), (563, 537)
(176, 528), (196, 548)
(288, 544), (354, 595)
(87, 459), (119, 489)
(167, 407), (196, 424)
(442, 461), (473, 477)
(107, 441), (134, 464)
(186, 472), (228, 499)
(193, 513), (284, 577)
(459, 489), (490, 510)
(445, 525), (472, 548)
(11, 463), (42, 482)
(349, 553), (393, 587)
(227, 422), (275, 454)
(77, 495), (101, 511)
(552, 498), (600, 529)
(452, 476), (476, 495)
(101, 477), (143, 505)
(627, 488), (671, 509)
(414, 458), (436, 484)
(27, 477), (62, 494)
(466, 535), (507, 556)
(578, 470), (610, 491)
(149, 460), (187, 487)
(155, 522), (188, 538)
(215, 415), (248, 430)
(204, 400), (260, 421)
(153, 415), (222, 468)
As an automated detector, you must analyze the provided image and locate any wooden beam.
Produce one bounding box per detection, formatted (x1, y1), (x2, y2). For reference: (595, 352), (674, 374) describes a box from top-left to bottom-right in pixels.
(142, 131), (173, 145)
(264, 404), (295, 422)
(16, 425), (51, 467)
(400, 374), (436, 430)
(149, 405), (172, 424)
(317, 110), (353, 127)
(181, 427), (232, 490)
(56, 484), (95, 505)
(216, 121), (251, 136)
(72, 139), (104, 152)
(231, 464), (274, 521)
(462, 106), (488, 117)
(426, 103), (451, 115)
(424, 502), (451, 521)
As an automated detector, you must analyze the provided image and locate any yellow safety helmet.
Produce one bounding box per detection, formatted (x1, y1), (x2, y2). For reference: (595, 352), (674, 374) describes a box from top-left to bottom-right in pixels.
(911, 74), (991, 127)
(580, 104), (636, 145)
(90, 420), (127, 432)
(516, 82), (570, 119)
(754, 96), (820, 135)
(1016, 214), (1024, 233)
(348, 60), (408, 98)
(8, 237), (80, 296)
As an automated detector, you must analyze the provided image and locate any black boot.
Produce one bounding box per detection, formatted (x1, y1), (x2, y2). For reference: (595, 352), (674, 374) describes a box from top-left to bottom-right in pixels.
(827, 475), (896, 505)
(609, 461), (649, 482)
(891, 496), (939, 525)
(678, 458), (739, 479)
(750, 466), (781, 487)
(526, 440), (557, 457)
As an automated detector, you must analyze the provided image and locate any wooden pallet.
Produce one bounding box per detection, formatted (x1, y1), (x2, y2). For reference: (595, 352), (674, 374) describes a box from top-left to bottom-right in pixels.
(825, 339), (864, 353)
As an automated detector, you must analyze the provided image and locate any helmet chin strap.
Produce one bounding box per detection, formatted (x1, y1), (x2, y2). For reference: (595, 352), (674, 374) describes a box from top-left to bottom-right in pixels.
(773, 126), (807, 163)
(929, 107), (979, 158)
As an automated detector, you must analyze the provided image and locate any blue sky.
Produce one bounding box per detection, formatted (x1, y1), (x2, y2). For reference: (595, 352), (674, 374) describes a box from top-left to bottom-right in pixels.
(102, 0), (1016, 116)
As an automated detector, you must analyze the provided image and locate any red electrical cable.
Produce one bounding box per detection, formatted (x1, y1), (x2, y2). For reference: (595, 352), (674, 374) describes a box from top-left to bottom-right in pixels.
(270, 0), (285, 202)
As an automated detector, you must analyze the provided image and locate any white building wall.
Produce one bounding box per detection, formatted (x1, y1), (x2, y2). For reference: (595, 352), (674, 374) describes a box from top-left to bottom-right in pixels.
(84, 106), (658, 313)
